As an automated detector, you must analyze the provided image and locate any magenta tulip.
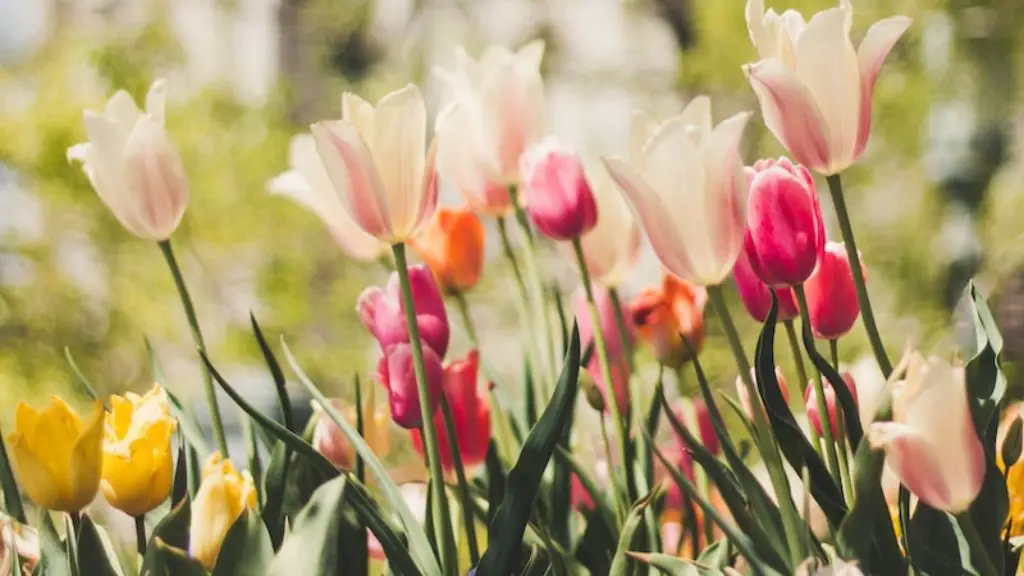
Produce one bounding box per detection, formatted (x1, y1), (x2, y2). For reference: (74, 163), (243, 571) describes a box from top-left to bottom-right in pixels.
(804, 242), (860, 340)
(732, 246), (799, 322)
(520, 137), (599, 240)
(357, 264), (450, 358)
(375, 343), (444, 429)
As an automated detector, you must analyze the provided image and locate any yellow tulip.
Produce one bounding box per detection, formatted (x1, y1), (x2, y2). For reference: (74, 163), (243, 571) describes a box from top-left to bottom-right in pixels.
(101, 385), (176, 517)
(189, 453), (256, 569)
(5, 397), (104, 512)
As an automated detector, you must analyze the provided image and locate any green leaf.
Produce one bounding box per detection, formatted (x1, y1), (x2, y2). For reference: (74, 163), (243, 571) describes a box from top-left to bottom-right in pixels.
(552, 446), (616, 534)
(171, 443), (189, 507)
(37, 510), (70, 576)
(249, 313), (294, 432)
(624, 551), (711, 575)
(697, 540), (732, 569)
(795, 320), (863, 449)
(345, 474), (420, 576)
(609, 487), (658, 576)
(75, 514), (121, 576)
(474, 324), (581, 576)
(147, 539), (207, 576)
(524, 355), (537, 428)
(485, 442), (506, 527)
(146, 338), (209, 458)
(260, 442), (289, 548)
(0, 421), (24, 523)
(243, 418), (264, 511)
(141, 499), (191, 575)
(63, 348), (100, 402)
(282, 339), (442, 576)
(64, 515), (79, 576)
(211, 509), (274, 576)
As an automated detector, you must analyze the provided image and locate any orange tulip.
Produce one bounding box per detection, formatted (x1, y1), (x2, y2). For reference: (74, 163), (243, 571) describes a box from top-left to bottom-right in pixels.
(630, 274), (707, 369)
(409, 206), (485, 294)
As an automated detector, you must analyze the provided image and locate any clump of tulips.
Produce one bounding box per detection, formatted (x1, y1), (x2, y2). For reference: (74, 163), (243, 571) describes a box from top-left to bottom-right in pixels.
(2, 1), (1021, 575)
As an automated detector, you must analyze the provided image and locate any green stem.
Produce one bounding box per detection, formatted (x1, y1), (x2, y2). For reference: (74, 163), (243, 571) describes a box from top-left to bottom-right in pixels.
(829, 339), (855, 503)
(598, 415), (624, 524)
(391, 243), (456, 575)
(497, 215), (544, 417)
(571, 238), (632, 513)
(829, 339), (839, 371)
(706, 284), (804, 566)
(608, 288), (634, 372)
(496, 216), (527, 298)
(825, 174), (893, 377)
(452, 291), (478, 347)
(135, 515), (147, 556)
(511, 187), (557, 392)
(783, 320), (809, 398)
(956, 512), (999, 576)
(158, 240), (228, 456)
(436, 392), (480, 564)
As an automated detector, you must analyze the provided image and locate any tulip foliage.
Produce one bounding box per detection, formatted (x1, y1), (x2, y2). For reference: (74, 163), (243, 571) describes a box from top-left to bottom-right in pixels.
(3, 1), (1024, 575)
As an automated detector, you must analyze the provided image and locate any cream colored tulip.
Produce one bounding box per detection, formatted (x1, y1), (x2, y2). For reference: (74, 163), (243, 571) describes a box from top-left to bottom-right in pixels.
(574, 164), (641, 287)
(743, 0), (911, 175)
(434, 42), (546, 215)
(602, 97), (751, 286)
(310, 84), (437, 244)
(67, 79), (189, 240)
(268, 135), (387, 260)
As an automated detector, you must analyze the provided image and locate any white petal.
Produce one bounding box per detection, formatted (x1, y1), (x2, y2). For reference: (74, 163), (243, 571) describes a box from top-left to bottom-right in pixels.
(83, 111), (133, 224)
(745, 0), (769, 57)
(103, 90), (143, 127)
(677, 95), (712, 140)
(122, 116), (189, 239)
(515, 39), (545, 72)
(854, 16), (912, 158)
(371, 84), (427, 239)
(342, 92), (377, 150)
(628, 110), (657, 166)
(145, 79), (168, 127)
(311, 120), (391, 239)
(700, 112), (752, 283)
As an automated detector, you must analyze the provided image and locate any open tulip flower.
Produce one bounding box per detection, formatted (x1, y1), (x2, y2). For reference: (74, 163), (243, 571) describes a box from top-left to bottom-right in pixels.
(67, 79), (189, 241)
(409, 206), (485, 294)
(310, 85), (438, 244)
(630, 273), (707, 369)
(101, 385), (176, 517)
(743, 0), (911, 175)
(6, 397), (104, 512)
(189, 454), (257, 569)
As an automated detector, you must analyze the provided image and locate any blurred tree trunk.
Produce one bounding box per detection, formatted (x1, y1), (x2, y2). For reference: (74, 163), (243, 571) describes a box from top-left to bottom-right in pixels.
(278, 0), (318, 124)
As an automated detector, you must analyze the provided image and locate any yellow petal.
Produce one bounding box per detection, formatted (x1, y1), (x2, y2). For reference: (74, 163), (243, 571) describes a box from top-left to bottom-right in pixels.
(66, 401), (104, 511)
(8, 434), (62, 510)
(13, 403), (38, 441)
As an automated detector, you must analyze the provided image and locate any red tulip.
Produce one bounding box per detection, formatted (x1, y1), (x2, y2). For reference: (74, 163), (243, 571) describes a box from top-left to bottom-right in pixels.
(804, 242), (861, 340)
(519, 137), (598, 240)
(375, 344), (444, 429)
(732, 246), (799, 322)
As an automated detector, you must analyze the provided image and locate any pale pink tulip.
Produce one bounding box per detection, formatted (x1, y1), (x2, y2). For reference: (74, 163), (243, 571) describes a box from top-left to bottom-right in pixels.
(603, 98), (751, 286)
(805, 373), (859, 438)
(576, 163), (642, 287)
(520, 137), (598, 240)
(868, 354), (985, 513)
(744, 0), (911, 175)
(311, 85), (438, 243)
(68, 79), (189, 241)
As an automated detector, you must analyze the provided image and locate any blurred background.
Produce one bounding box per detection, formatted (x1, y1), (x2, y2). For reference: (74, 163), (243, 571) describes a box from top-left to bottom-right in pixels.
(0, 0), (1022, 464)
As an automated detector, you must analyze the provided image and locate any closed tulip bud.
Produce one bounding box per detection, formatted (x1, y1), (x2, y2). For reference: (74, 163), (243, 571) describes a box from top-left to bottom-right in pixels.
(409, 206), (485, 294)
(101, 385), (176, 517)
(357, 264), (450, 358)
(267, 135), (386, 260)
(804, 242), (861, 339)
(743, 158), (825, 287)
(67, 80), (189, 240)
(732, 247), (799, 322)
(579, 371), (606, 413)
(376, 343), (445, 429)
(311, 85), (438, 243)
(6, 397), (104, 512)
(604, 98), (751, 285)
(434, 42), (546, 214)
(630, 274), (707, 369)
(736, 367), (790, 420)
(520, 138), (599, 240)
(868, 354), (984, 513)
(1001, 416), (1023, 472)
(411, 350), (491, 472)
(312, 392), (390, 470)
(743, 0), (911, 175)
(574, 285), (633, 415)
(576, 165), (642, 287)
(189, 454), (257, 569)
(805, 373), (858, 438)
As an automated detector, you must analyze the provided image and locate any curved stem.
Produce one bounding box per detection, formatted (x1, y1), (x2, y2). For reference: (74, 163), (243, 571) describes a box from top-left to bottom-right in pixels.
(825, 174), (893, 376)
(956, 512), (999, 576)
(452, 291), (478, 347)
(783, 320), (809, 397)
(158, 240), (228, 456)
(391, 243), (456, 575)
(608, 288), (634, 373)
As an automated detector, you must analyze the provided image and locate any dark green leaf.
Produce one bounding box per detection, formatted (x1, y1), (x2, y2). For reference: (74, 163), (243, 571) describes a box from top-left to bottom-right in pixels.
(141, 499), (191, 575)
(75, 514), (121, 576)
(697, 540), (732, 569)
(146, 338), (209, 457)
(485, 442), (506, 527)
(172, 443), (189, 507)
(792, 312), (862, 449)
(261, 442), (288, 547)
(212, 509), (274, 576)
(624, 552), (703, 575)
(147, 539), (206, 576)
(0, 421), (24, 523)
(64, 515), (78, 576)
(524, 356), (537, 428)
(249, 313), (294, 432)
(345, 474), (420, 576)
(609, 487), (658, 576)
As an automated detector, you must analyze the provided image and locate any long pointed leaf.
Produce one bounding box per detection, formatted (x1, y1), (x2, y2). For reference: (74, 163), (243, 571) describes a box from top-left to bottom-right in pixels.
(249, 313), (294, 432)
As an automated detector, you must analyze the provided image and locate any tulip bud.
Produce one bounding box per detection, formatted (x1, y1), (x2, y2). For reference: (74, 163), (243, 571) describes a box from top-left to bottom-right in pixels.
(742, 157), (825, 287)
(736, 367), (790, 420)
(805, 373), (858, 438)
(409, 206), (485, 294)
(519, 137), (599, 240)
(580, 370), (606, 413)
(189, 454), (257, 569)
(357, 264), (451, 358)
(804, 242), (861, 340)
(630, 275), (706, 369)
(1002, 415), (1024, 471)
(732, 247), (799, 323)
(376, 344), (445, 430)
(312, 396), (391, 470)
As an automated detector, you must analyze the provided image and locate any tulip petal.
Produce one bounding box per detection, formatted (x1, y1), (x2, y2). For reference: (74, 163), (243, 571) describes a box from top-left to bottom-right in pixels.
(628, 110), (657, 166)
(701, 112), (751, 283)
(372, 84), (427, 239)
(145, 78), (168, 127)
(341, 92), (377, 149)
(8, 436), (62, 510)
(83, 111), (141, 233)
(745, 59), (831, 174)
(68, 401), (104, 510)
(745, 0), (769, 58)
(868, 422), (955, 511)
(515, 39), (546, 72)
(311, 120), (391, 239)
(677, 96), (712, 141)
(103, 90), (143, 127)
(854, 16), (912, 159)
(123, 115), (189, 240)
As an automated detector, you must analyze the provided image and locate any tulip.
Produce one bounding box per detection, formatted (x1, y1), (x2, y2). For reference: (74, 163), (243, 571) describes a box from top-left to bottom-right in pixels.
(732, 247), (799, 322)
(736, 367), (790, 420)
(67, 79), (189, 241)
(674, 399), (719, 456)
(434, 42), (546, 214)
(267, 135), (387, 260)
(189, 453), (257, 569)
(1000, 404), (1024, 537)
(570, 454), (609, 512)
(376, 343), (445, 429)
(603, 97), (751, 285)
(312, 392), (391, 470)
(743, 0), (911, 175)
(310, 85), (438, 243)
(630, 274), (707, 369)
(574, 285), (634, 414)
(867, 354), (985, 513)
(6, 397), (103, 512)
(803, 242), (861, 339)
(743, 157), (825, 287)
(576, 164), (642, 287)
(101, 385), (176, 517)
(411, 350), (491, 472)
(519, 137), (598, 240)
(357, 264), (450, 358)
(805, 373), (858, 438)
(408, 206), (485, 294)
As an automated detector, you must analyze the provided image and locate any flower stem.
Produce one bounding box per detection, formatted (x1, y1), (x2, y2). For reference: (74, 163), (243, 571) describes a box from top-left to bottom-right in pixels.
(452, 291), (478, 347)
(783, 320), (809, 397)
(608, 288), (634, 372)
(571, 237), (633, 511)
(135, 515), (147, 556)
(158, 240), (228, 457)
(391, 243), (456, 575)
(510, 187), (557, 392)
(828, 339), (856, 503)
(598, 415), (624, 524)
(956, 512), (999, 576)
(497, 215), (544, 415)
(435, 392), (480, 565)
(825, 174), (893, 377)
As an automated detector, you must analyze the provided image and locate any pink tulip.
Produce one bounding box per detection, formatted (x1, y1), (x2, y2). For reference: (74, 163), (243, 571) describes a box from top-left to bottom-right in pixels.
(805, 373), (858, 438)
(410, 350), (491, 472)
(357, 265), (450, 358)
(520, 138), (599, 240)
(311, 397), (390, 470)
(868, 354), (985, 513)
(375, 344), (444, 429)
(674, 399), (719, 456)
(743, 0), (911, 175)
(743, 158), (825, 287)
(732, 246), (799, 322)
(574, 285), (633, 415)
(803, 242), (860, 340)
(736, 367), (790, 420)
